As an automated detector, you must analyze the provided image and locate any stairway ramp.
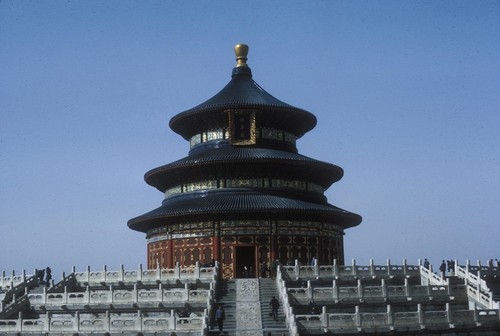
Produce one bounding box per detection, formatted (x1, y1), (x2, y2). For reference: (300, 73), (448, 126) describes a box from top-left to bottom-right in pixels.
(209, 278), (289, 336)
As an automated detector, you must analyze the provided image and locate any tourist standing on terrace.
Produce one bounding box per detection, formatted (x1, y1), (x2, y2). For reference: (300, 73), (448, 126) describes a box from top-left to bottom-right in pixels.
(423, 258), (430, 269)
(439, 260), (446, 276)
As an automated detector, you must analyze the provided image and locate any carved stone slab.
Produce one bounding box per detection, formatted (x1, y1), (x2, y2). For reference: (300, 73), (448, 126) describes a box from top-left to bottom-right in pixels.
(236, 279), (262, 335)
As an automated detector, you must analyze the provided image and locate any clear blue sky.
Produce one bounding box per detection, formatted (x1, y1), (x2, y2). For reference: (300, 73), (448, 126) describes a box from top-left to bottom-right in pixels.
(1, 1), (499, 279)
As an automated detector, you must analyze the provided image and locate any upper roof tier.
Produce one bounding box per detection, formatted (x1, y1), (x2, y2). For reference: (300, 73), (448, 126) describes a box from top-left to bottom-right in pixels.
(169, 44), (317, 140)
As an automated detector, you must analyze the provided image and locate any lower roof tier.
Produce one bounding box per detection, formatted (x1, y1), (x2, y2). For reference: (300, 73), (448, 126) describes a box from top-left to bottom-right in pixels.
(145, 146), (344, 192)
(127, 189), (362, 233)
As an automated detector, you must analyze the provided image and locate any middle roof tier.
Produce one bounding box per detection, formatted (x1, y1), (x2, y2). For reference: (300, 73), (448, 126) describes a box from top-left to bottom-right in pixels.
(145, 146), (344, 192)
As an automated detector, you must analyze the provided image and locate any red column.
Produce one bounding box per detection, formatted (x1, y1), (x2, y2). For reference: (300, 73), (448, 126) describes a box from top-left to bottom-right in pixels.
(213, 221), (221, 264)
(167, 236), (174, 268)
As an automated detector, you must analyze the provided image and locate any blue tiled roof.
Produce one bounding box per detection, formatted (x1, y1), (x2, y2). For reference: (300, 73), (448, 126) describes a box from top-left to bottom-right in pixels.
(127, 189), (361, 232)
(144, 146), (343, 191)
(169, 66), (317, 139)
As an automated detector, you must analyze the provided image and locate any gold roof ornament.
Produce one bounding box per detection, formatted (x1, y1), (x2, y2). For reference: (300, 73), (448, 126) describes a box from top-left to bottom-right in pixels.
(234, 44), (249, 67)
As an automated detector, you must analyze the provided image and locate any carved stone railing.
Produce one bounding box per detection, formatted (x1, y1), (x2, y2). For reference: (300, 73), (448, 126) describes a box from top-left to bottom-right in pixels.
(295, 304), (500, 332)
(72, 263), (217, 284)
(455, 261), (499, 309)
(419, 265), (448, 286)
(0, 309), (208, 333)
(0, 270), (32, 289)
(282, 259), (420, 281)
(28, 283), (213, 306)
(287, 278), (467, 304)
(0, 275), (37, 306)
(275, 265), (299, 336)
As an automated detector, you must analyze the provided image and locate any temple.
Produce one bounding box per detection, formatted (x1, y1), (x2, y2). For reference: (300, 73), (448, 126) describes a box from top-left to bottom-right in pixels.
(0, 45), (498, 335)
(128, 44), (362, 279)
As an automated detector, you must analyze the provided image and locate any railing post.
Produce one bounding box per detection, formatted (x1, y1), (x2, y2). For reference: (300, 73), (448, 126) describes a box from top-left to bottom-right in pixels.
(137, 309), (143, 331)
(156, 263), (161, 280)
(75, 311), (80, 332)
(103, 264), (107, 282)
(195, 261), (200, 279)
(138, 264), (143, 281)
(105, 310), (110, 332)
(355, 305), (361, 328)
(109, 284), (113, 304)
(445, 302), (452, 324)
(134, 283), (138, 303)
(352, 259), (357, 277)
(120, 264), (125, 281)
(403, 258), (408, 276)
(472, 303), (479, 323)
(18, 311), (22, 332)
(369, 259), (374, 277)
(294, 259), (300, 278)
(313, 259), (319, 278)
(381, 278), (387, 299)
(387, 304), (393, 327)
(357, 279), (363, 300)
(175, 263), (181, 279)
(332, 280), (338, 300)
(417, 303), (424, 327)
(307, 280), (312, 299)
(63, 286), (68, 304)
(387, 259), (391, 277)
(46, 311), (51, 332)
(333, 259), (339, 278)
(172, 309), (177, 330)
(321, 305), (328, 328)
(404, 278), (410, 297)
(158, 282), (163, 303)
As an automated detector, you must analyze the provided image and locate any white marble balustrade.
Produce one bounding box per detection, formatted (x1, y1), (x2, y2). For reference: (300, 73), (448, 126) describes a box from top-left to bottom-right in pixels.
(0, 270), (32, 289)
(28, 284), (212, 306)
(287, 278), (466, 303)
(0, 310), (207, 333)
(73, 263), (217, 284)
(295, 304), (500, 331)
(282, 259), (420, 280)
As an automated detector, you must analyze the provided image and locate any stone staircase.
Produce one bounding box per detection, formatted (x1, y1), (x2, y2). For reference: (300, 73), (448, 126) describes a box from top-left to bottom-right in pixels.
(209, 279), (237, 335)
(209, 278), (289, 336)
(259, 278), (289, 335)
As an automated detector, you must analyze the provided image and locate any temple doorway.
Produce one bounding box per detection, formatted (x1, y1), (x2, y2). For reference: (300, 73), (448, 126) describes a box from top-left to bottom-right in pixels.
(235, 246), (256, 278)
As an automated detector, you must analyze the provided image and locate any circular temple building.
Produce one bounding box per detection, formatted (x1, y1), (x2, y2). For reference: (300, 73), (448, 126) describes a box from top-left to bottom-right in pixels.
(128, 44), (362, 279)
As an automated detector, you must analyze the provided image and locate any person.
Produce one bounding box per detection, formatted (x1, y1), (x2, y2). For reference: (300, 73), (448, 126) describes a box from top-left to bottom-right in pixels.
(423, 258), (430, 269)
(215, 305), (225, 333)
(261, 261), (268, 278)
(439, 260), (446, 276)
(36, 269), (45, 284)
(45, 267), (52, 286)
(271, 259), (279, 279)
(270, 296), (280, 321)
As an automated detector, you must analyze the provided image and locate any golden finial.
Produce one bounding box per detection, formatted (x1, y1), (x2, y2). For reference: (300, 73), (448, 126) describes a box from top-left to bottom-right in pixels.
(234, 44), (249, 67)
